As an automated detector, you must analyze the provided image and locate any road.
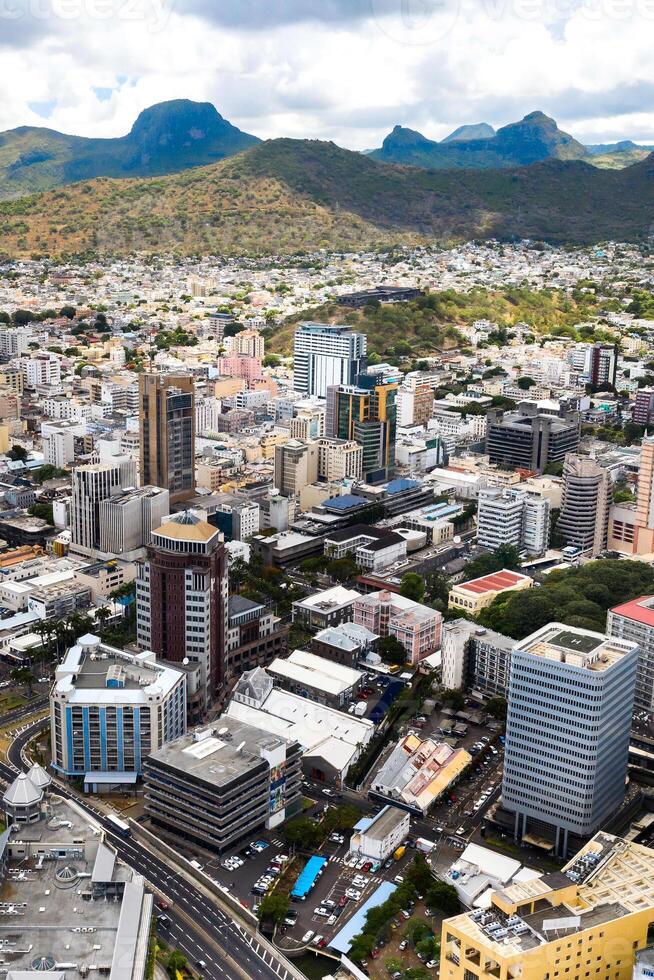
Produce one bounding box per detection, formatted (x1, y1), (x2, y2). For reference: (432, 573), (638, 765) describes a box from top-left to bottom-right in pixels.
(1, 720), (296, 980)
(0, 695), (48, 728)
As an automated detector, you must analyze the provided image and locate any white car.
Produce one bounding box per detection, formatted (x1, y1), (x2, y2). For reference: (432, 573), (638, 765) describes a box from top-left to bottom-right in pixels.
(312, 935), (324, 946)
(345, 889), (362, 900)
(302, 931), (314, 944)
(322, 788), (335, 797)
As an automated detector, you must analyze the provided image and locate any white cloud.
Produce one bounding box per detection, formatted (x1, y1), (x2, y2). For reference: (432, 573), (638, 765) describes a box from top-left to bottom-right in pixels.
(0, 0), (652, 146)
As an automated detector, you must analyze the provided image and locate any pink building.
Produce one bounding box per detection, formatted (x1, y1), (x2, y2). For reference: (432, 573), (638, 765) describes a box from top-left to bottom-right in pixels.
(353, 590), (442, 666)
(216, 355), (263, 387)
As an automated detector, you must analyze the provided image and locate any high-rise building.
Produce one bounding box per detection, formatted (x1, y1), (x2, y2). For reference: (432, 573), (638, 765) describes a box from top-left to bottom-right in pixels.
(607, 594), (654, 713)
(569, 341), (618, 387)
(557, 454), (612, 556)
(41, 420), (77, 469)
(396, 384), (434, 428)
(293, 322), (367, 397)
(24, 353), (61, 387)
(588, 342), (618, 387)
(633, 387), (654, 427)
(139, 374), (195, 505)
(71, 458), (137, 554)
(502, 622), (638, 856)
(609, 436), (654, 555)
(485, 404), (580, 473)
(99, 485), (170, 556)
(316, 437), (363, 482)
(274, 439), (318, 497)
(326, 371), (397, 484)
(476, 487), (550, 555)
(50, 633), (187, 779)
(234, 329), (265, 359)
(136, 512), (228, 706)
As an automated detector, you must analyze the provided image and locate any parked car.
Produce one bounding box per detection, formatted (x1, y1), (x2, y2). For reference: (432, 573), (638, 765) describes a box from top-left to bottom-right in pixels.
(302, 931), (314, 944)
(399, 940), (408, 951)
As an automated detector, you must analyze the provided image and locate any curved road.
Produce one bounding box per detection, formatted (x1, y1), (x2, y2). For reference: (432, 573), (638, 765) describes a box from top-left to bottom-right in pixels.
(1, 720), (295, 980)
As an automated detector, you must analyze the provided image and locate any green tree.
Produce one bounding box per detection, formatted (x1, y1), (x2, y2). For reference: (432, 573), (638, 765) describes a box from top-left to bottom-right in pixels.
(377, 635), (408, 666)
(6, 444), (28, 462)
(59, 305), (76, 319)
(516, 376), (536, 389)
(485, 696), (507, 720)
(11, 309), (36, 325)
(440, 688), (465, 710)
(424, 570), (451, 607)
(165, 949), (187, 978)
(282, 816), (322, 849)
(400, 572), (426, 603)
(425, 881), (460, 916)
(29, 502), (54, 524)
(463, 544), (521, 582)
(10, 666), (35, 696)
(258, 892), (289, 926)
(326, 557), (359, 583)
(263, 354), (281, 368)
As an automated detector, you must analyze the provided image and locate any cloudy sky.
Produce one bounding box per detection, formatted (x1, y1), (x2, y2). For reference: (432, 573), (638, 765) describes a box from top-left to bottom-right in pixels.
(1, 0), (653, 147)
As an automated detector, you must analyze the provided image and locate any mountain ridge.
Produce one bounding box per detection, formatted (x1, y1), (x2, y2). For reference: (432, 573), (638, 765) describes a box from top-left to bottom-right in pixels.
(0, 136), (652, 259)
(0, 99), (259, 199)
(369, 111), (589, 170)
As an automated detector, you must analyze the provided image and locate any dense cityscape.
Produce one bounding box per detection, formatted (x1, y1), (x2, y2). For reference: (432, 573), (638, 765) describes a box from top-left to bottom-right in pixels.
(0, 234), (653, 980)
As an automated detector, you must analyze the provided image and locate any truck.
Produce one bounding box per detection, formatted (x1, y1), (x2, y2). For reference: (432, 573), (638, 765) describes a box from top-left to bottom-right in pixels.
(354, 701), (367, 717)
(415, 838), (436, 855)
(393, 845), (406, 861)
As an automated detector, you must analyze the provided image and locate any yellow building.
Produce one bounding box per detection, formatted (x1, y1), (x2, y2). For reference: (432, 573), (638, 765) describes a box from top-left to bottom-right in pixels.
(448, 569), (533, 615)
(0, 423), (8, 455)
(441, 831), (654, 980)
(0, 366), (24, 394)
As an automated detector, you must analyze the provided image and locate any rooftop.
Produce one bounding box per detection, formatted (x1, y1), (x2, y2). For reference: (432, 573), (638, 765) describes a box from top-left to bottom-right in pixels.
(0, 796), (150, 978)
(268, 649), (362, 695)
(154, 511), (220, 543)
(294, 584), (361, 611)
(149, 718), (294, 788)
(517, 623), (637, 672)
(610, 595), (654, 629)
(456, 569), (532, 595)
(54, 634), (184, 704)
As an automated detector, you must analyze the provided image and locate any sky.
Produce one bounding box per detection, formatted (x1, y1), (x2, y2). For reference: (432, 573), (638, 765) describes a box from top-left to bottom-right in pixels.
(1, 0), (653, 147)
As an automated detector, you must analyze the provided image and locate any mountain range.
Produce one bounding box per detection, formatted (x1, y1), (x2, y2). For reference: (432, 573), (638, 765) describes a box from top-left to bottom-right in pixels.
(0, 100), (653, 204)
(0, 100), (259, 200)
(369, 111), (653, 170)
(1, 136), (652, 259)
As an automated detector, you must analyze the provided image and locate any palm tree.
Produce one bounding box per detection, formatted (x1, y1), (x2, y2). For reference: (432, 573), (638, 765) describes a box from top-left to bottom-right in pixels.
(95, 607), (110, 632)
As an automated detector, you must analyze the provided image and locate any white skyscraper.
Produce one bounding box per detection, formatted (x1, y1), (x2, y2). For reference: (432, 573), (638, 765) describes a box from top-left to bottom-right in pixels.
(293, 322), (367, 397)
(476, 487), (550, 556)
(71, 459), (137, 554)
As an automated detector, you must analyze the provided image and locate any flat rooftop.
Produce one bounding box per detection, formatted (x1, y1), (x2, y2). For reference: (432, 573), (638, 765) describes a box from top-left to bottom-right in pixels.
(364, 806), (408, 841)
(518, 623), (636, 671)
(0, 797), (148, 977)
(54, 635), (182, 703)
(148, 717), (293, 789)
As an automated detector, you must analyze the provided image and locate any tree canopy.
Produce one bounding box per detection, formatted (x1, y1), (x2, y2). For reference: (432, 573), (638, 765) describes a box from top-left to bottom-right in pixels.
(478, 559), (654, 638)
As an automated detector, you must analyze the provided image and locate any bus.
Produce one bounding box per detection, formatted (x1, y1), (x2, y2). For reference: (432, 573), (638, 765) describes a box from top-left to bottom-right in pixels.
(106, 814), (131, 837)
